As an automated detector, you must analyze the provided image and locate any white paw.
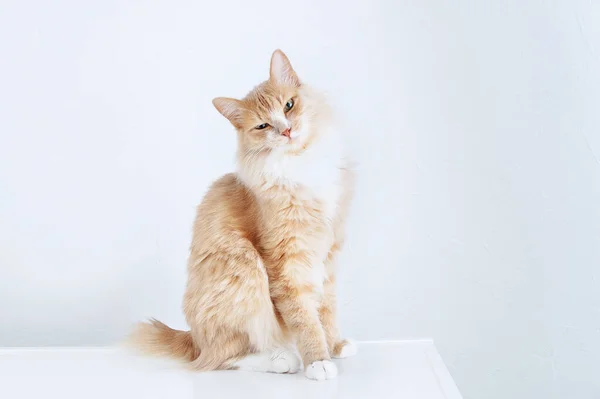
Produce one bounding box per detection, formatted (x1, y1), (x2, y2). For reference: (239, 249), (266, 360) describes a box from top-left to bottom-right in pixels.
(334, 339), (358, 359)
(305, 360), (338, 381)
(270, 349), (302, 373)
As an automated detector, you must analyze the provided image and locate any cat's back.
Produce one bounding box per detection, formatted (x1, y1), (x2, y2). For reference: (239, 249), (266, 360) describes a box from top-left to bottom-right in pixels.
(191, 173), (260, 252)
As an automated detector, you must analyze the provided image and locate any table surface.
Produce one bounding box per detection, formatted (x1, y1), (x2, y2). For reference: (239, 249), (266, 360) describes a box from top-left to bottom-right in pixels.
(0, 340), (462, 399)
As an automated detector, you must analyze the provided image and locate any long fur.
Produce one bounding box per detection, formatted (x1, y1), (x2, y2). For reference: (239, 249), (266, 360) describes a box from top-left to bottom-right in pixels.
(129, 50), (355, 377)
(129, 319), (199, 362)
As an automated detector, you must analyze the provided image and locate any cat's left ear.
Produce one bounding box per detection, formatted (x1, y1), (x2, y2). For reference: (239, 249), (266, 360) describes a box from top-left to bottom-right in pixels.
(213, 97), (244, 127)
(269, 49), (300, 87)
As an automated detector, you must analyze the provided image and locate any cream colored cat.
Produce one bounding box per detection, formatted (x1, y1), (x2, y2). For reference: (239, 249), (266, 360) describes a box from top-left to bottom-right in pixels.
(130, 50), (356, 381)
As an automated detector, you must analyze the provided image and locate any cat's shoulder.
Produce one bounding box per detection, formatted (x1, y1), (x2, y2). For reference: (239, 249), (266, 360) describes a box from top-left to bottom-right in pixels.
(203, 173), (255, 206)
(211, 173), (242, 190)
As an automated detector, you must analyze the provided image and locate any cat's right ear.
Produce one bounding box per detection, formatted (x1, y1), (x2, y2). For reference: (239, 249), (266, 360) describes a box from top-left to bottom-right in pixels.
(212, 97), (243, 127)
(270, 50), (300, 87)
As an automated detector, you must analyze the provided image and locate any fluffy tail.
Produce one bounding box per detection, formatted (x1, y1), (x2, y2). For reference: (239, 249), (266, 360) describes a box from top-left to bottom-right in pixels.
(128, 319), (200, 362)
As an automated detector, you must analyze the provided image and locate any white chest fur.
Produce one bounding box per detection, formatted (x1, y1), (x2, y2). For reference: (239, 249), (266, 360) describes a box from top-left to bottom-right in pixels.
(261, 129), (344, 219)
(237, 128), (344, 294)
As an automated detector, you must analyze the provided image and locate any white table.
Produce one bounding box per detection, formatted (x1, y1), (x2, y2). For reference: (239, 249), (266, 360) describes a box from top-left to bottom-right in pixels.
(0, 341), (462, 399)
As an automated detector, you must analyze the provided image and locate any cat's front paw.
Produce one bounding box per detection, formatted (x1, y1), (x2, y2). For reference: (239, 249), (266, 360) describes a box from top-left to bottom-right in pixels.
(304, 360), (338, 381)
(332, 339), (358, 358)
(271, 348), (302, 373)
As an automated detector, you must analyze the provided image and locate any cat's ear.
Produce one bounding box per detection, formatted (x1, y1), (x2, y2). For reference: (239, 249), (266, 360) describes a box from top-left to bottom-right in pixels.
(212, 97), (243, 127)
(269, 49), (300, 87)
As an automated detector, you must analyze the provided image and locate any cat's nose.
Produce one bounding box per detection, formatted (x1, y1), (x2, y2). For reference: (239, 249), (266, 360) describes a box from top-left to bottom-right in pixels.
(281, 128), (291, 138)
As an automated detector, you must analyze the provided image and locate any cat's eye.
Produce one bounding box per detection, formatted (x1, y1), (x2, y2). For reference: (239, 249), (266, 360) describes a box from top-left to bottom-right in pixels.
(284, 98), (294, 112)
(255, 123), (270, 130)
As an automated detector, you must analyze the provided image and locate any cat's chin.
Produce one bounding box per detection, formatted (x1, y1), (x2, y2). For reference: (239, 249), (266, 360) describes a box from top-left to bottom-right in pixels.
(281, 140), (307, 154)
(270, 137), (305, 153)
(285, 129), (317, 151)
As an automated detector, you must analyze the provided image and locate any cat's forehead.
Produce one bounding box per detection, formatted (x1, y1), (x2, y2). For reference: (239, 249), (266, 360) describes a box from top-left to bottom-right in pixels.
(242, 81), (295, 112)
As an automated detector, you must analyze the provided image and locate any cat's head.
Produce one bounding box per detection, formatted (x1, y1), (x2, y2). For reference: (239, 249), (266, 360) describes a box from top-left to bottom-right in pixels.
(212, 50), (329, 158)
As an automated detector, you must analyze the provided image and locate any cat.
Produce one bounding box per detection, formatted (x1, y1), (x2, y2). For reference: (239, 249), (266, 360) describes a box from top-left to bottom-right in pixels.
(130, 50), (356, 381)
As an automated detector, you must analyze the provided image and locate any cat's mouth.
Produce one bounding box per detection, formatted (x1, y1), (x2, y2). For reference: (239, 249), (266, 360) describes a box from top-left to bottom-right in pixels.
(279, 133), (298, 144)
(284, 135), (301, 146)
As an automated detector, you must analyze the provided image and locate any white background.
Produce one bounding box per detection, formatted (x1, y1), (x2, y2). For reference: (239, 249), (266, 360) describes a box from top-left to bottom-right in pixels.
(0, 1), (598, 398)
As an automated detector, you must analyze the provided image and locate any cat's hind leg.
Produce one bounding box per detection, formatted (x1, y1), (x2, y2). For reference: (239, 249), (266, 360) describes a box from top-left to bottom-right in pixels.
(185, 248), (295, 373)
